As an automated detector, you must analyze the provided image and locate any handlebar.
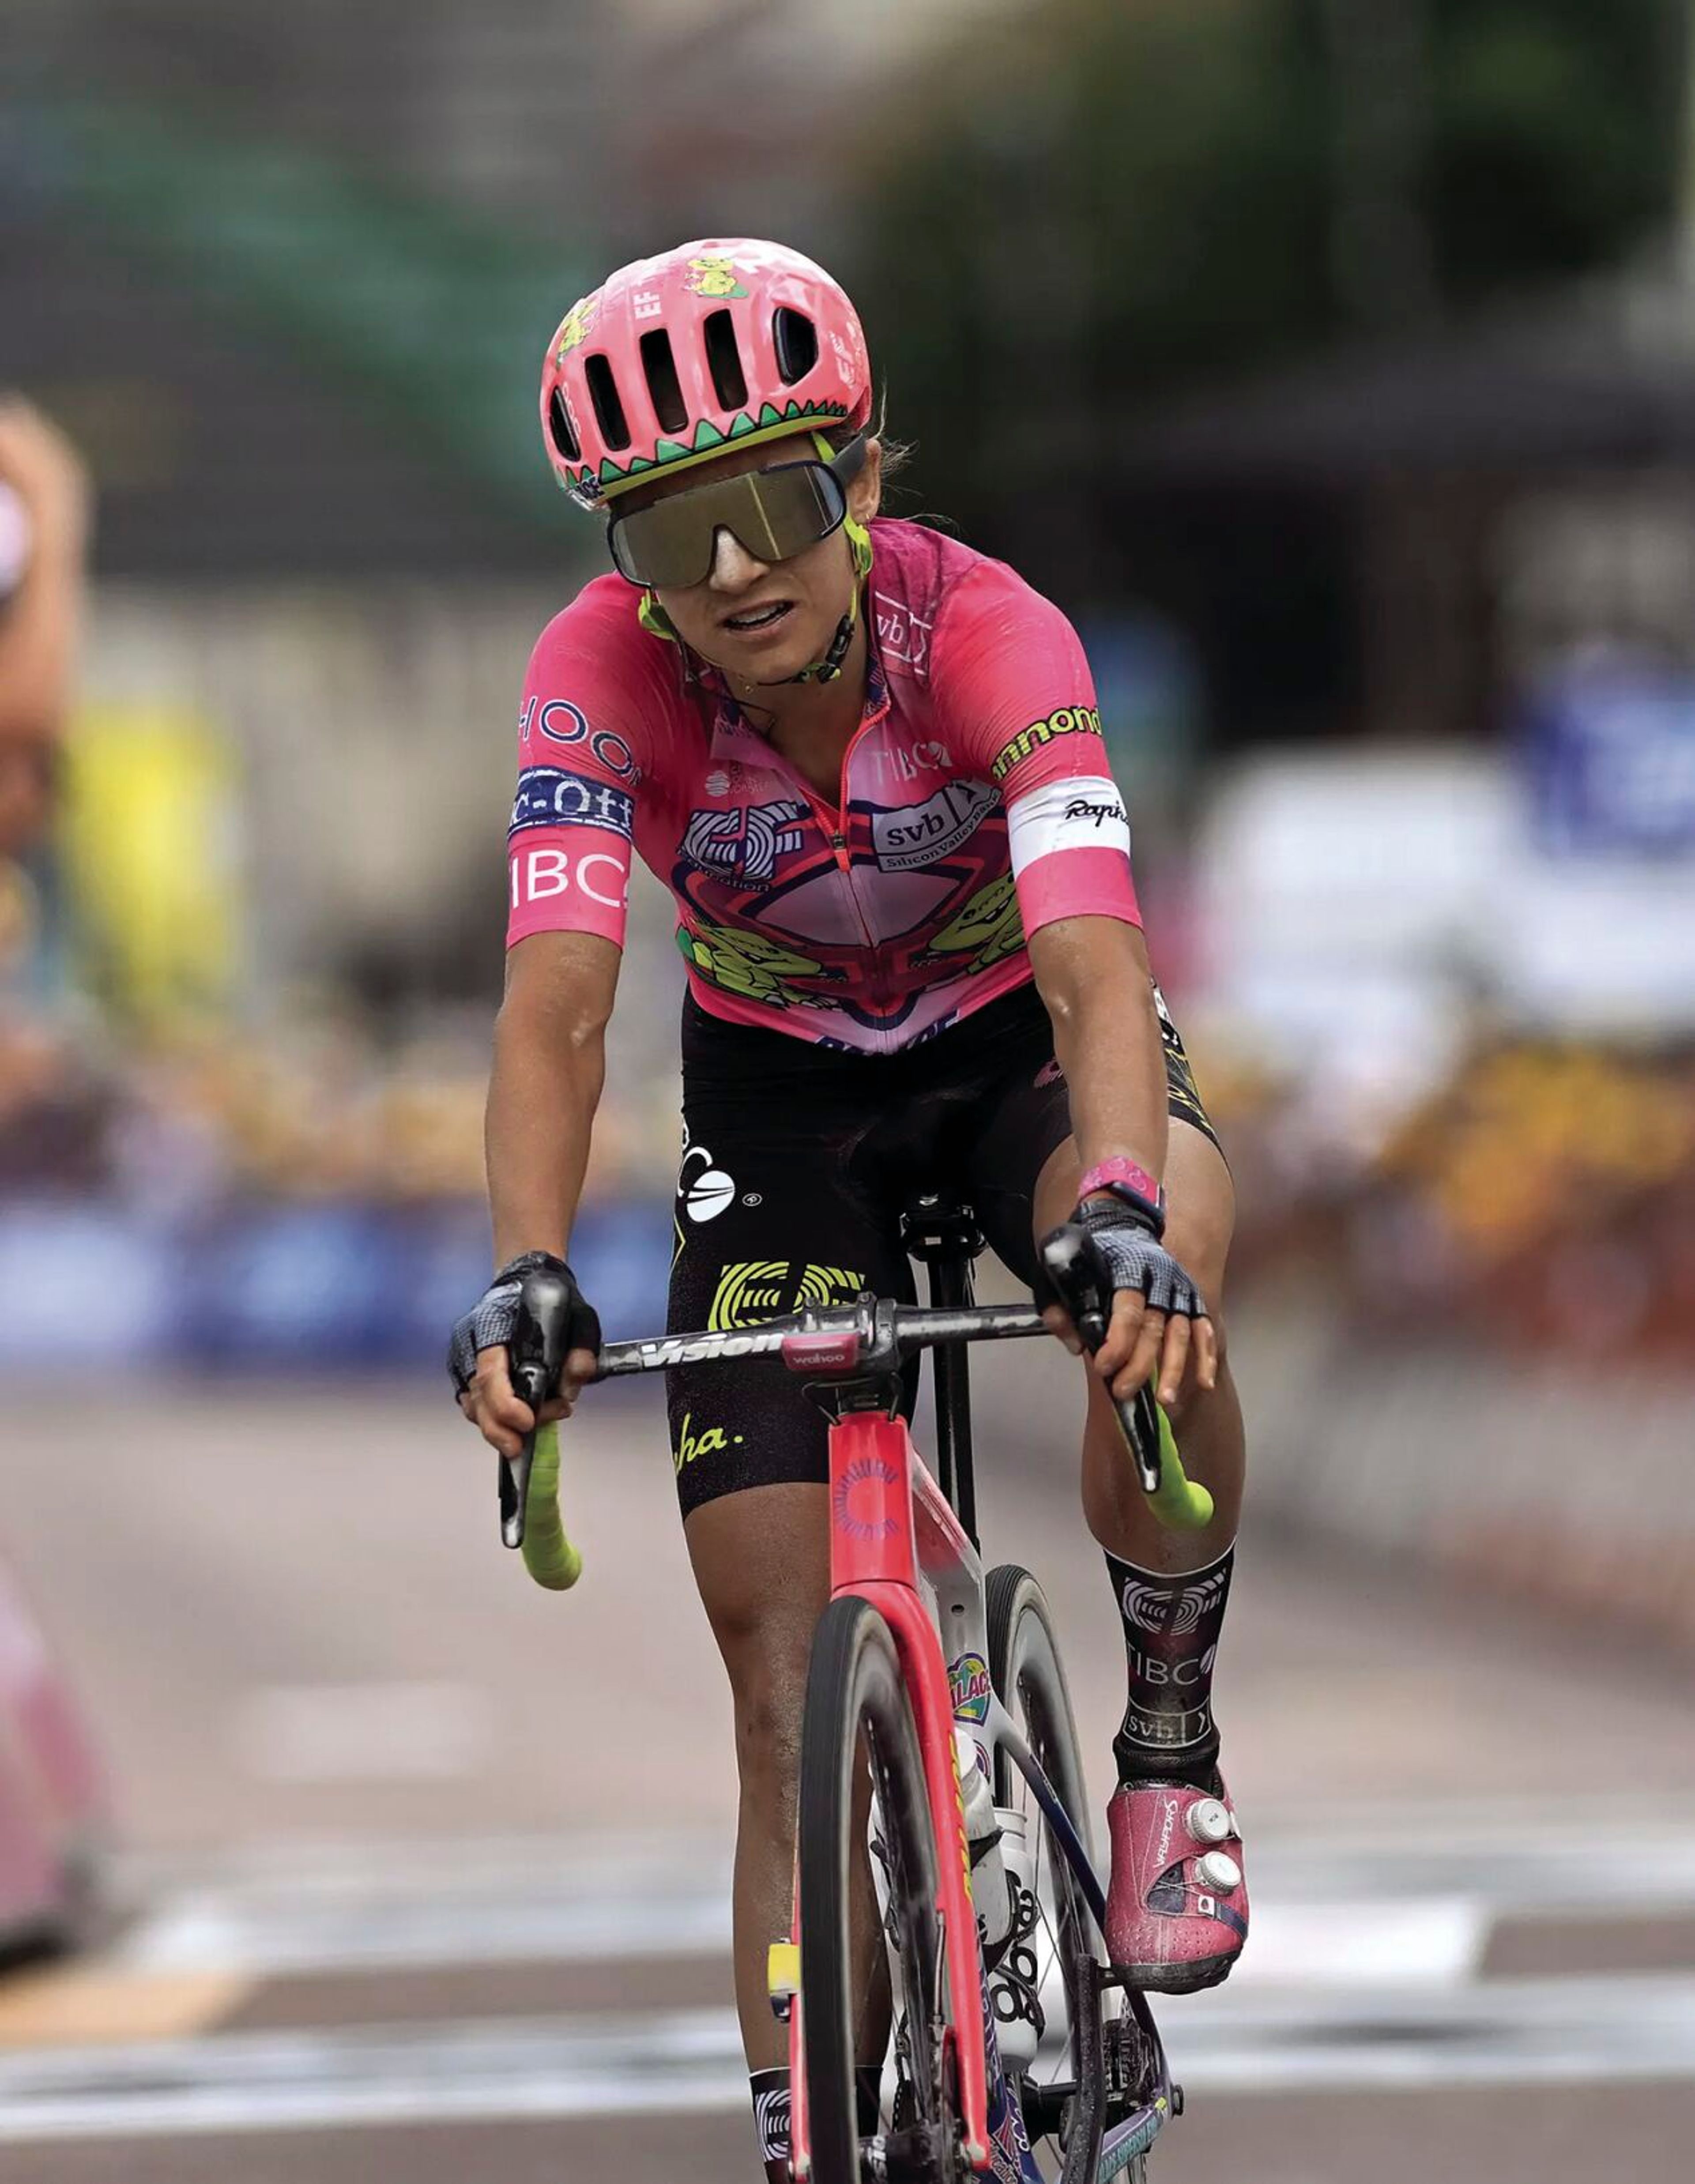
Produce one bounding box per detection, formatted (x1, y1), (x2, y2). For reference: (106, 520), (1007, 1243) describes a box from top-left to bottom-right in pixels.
(499, 1231), (1213, 1587)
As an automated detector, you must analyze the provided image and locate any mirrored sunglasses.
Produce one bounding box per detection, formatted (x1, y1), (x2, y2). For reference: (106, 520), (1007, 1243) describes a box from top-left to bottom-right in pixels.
(607, 435), (867, 590)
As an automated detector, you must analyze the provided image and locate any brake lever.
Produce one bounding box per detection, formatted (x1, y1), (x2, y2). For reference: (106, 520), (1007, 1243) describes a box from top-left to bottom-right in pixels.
(1039, 1224), (1161, 1496)
(501, 1270), (574, 1551)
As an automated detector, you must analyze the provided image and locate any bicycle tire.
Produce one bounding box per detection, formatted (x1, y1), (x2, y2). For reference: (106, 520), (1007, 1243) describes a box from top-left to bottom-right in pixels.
(799, 1595), (959, 2184)
(987, 1565), (1107, 2182)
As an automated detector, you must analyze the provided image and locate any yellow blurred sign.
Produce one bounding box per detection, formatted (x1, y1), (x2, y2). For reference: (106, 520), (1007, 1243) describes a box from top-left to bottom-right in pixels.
(59, 704), (243, 1021)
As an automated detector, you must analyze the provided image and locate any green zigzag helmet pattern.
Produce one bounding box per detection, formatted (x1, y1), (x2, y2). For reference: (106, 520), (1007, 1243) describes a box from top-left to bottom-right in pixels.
(573, 397), (851, 496)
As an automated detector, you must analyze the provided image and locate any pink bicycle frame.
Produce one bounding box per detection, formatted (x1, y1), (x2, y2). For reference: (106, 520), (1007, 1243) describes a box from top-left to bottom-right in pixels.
(787, 1409), (994, 2179)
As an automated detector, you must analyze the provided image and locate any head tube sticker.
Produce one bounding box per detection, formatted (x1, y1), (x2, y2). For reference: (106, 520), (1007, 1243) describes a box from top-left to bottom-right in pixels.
(948, 1651), (992, 1724)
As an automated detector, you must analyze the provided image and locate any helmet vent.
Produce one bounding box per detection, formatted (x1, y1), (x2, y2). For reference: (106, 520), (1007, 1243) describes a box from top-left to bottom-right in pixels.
(638, 329), (689, 434)
(773, 307), (817, 385)
(584, 353), (632, 451)
(703, 310), (748, 411)
(546, 388), (580, 463)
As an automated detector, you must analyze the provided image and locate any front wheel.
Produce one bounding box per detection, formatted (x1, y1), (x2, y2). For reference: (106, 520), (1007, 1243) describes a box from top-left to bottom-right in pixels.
(987, 1565), (1108, 2183)
(799, 1595), (961, 2184)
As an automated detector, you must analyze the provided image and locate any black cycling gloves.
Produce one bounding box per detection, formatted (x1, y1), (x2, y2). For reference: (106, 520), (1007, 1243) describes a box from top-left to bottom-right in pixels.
(1055, 1193), (1209, 1325)
(447, 1250), (602, 1398)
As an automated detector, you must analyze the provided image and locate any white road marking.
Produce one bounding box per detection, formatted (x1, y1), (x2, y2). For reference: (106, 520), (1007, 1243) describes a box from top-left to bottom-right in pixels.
(0, 2010), (748, 2141)
(1, 1808), (1682, 2145)
(115, 1810), (1695, 1984)
(119, 1840), (736, 1976)
(0, 1980), (1694, 2141)
(1172, 1974), (1695, 2090)
(1239, 1897), (1486, 1987)
(122, 1884), (734, 1977)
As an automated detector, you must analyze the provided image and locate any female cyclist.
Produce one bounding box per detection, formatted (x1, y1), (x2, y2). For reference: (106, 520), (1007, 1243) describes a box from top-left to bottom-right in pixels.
(450, 239), (1249, 2182)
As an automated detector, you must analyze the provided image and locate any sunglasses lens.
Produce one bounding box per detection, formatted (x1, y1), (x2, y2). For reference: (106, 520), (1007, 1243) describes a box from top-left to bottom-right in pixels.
(608, 459), (847, 589)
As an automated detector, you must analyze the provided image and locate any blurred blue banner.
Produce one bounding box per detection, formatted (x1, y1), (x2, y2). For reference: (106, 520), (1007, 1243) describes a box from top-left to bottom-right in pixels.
(0, 1197), (673, 1372)
(1522, 662), (1695, 858)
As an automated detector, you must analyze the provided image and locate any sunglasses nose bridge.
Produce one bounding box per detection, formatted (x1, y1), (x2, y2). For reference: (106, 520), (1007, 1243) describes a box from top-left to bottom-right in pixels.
(705, 522), (772, 589)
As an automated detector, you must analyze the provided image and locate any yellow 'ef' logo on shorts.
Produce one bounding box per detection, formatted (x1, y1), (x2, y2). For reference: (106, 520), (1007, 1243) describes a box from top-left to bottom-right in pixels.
(708, 1261), (864, 1331)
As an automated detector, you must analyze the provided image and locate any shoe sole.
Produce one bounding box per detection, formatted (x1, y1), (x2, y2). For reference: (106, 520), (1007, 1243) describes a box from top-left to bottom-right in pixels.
(1107, 1951), (1238, 1996)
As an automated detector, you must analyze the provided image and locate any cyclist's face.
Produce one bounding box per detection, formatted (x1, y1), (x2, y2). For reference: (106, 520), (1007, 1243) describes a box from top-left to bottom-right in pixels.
(636, 437), (881, 687)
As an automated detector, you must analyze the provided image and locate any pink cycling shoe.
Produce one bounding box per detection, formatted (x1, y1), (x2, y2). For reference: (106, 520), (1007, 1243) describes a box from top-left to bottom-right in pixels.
(1104, 1776), (1248, 1994)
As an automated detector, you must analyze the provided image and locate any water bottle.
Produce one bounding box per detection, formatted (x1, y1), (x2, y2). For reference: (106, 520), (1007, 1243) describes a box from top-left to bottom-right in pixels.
(988, 1806), (1041, 2075)
(954, 1729), (1013, 1955)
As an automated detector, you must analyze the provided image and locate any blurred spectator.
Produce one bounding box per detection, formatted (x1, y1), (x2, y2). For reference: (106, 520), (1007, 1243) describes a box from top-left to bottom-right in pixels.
(0, 397), (89, 858)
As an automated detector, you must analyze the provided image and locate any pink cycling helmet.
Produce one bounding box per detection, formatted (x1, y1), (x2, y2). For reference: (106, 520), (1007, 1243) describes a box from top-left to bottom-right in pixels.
(540, 238), (872, 511)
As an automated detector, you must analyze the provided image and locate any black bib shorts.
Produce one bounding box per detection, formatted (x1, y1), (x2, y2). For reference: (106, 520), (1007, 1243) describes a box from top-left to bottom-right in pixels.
(665, 977), (1218, 1516)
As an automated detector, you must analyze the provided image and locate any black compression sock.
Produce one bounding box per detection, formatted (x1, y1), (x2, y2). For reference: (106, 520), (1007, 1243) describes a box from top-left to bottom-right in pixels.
(751, 2067), (791, 2184)
(1104, 1544), (1234, 1789)
(752, 2061), (883, 2179)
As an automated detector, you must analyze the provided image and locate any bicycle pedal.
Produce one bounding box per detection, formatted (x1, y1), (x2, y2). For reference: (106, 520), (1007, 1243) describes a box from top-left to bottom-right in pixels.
(1018, 2078), (1077, 2139)
(767, 1939), (800, 2022)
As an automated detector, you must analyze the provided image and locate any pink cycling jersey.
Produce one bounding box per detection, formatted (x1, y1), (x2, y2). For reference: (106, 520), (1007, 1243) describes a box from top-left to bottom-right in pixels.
(506, 518), (1140, 1054)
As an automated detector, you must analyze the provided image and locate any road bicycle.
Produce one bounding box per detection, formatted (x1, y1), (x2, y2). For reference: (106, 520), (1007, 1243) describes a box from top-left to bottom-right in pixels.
(497, 1192), (1212, 2184)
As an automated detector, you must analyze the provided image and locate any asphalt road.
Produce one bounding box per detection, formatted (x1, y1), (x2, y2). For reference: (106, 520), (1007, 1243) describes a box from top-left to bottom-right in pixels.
(2, 1359), (1692, 2182)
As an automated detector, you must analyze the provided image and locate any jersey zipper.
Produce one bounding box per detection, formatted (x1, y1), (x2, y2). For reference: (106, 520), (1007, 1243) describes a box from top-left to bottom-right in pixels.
(819, 700), (887, 954)
(778, 699), (889, 987)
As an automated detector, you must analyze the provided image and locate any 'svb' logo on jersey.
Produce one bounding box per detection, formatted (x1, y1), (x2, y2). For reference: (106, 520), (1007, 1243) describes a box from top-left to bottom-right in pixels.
(680, 797), (808, 884)
(870, 779), (998, 871)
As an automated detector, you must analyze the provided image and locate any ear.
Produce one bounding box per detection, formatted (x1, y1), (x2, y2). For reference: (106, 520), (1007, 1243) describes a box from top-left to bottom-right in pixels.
(849, 437), (884, 527)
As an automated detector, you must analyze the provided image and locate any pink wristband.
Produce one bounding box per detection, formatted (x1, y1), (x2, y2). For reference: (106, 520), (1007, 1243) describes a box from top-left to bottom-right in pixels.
(1077, 1157), (1165, 1214)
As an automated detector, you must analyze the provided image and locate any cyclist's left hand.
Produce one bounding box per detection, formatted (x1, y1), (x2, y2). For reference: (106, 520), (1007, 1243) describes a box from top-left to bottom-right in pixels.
(1040, 1197), (1218, 1409)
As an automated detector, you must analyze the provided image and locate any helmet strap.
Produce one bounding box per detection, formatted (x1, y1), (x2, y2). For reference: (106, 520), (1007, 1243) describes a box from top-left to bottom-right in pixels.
(638, 588), (680, 644)
(788, 480), (874, 685)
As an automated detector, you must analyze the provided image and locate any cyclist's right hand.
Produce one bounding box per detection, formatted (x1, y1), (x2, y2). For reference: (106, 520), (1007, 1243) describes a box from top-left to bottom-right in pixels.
(447, 1251), (602, 1459)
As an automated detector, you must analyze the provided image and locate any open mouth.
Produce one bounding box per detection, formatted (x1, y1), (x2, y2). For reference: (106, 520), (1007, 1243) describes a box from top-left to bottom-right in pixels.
(723, 601), (793, 634)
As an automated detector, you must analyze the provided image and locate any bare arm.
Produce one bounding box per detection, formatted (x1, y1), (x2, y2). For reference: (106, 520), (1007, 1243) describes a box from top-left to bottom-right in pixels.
(1027, 914), (1168, 1182)
(465, 927), (621, 1456)
(486, 927), (621, 1263)
(1027, 914), (1217, 1405)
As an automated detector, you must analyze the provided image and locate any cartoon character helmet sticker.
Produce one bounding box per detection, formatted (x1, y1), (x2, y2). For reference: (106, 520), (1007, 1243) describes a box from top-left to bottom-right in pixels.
(550, 295), (599, 360)
(539, 237), (872, 511)
(686, 255), (750, 301)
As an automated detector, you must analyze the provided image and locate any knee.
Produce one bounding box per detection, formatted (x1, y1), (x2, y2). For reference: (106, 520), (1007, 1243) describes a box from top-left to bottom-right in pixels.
(717, 1611), (813, 1792)
(1164, 1175), (1235, 1319)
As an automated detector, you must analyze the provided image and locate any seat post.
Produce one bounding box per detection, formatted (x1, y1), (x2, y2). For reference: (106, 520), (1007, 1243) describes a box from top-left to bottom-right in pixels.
(900, 1192), (983, 1550)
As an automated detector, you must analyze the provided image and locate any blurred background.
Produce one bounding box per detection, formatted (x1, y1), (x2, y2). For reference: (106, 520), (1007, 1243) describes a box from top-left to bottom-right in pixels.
(1, 3), (1693, 2180)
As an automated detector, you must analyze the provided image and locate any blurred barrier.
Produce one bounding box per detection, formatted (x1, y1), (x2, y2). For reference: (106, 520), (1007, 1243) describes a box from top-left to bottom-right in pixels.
(967, 1266), (1693, 1656)
(1228, 1300), (1695, 1654)
(0, 1195), (670, 1373)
